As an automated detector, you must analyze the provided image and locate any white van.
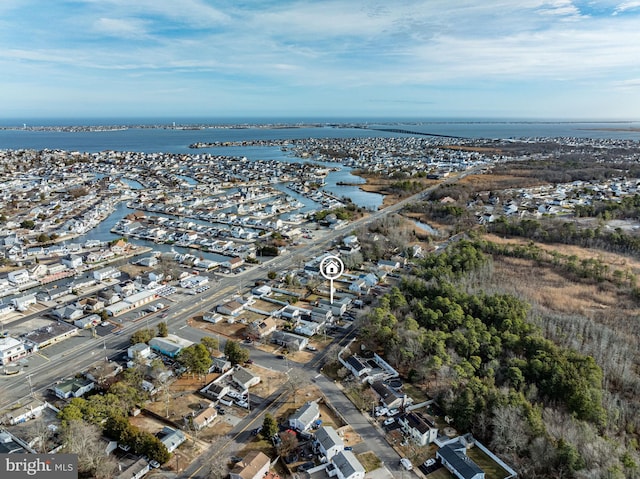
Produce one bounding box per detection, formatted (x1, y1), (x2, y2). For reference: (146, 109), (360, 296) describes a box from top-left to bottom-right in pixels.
(400, 458), (413, 471)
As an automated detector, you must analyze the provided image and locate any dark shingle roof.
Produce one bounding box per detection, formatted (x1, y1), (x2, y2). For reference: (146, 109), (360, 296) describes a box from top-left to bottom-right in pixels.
(437, 442), (484, 479)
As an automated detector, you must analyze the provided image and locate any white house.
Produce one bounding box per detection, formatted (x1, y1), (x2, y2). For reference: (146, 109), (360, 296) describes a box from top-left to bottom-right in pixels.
(8, 269), (30, 285)
(0, 336), (28, 366)
(93, 266), (121, 281)
(232, 366), (260, 390)
(288, 400), (320, 432)
(158, 426), (185, 453)
(330, 451), (365, 479)
(12, 294), (37, 312)
(127, 343), (151, 360)
(398, 412), (438, 446)
(54, 377), (95, 399)
(436, 440), (485, 479)
(315, 425), (343, 461)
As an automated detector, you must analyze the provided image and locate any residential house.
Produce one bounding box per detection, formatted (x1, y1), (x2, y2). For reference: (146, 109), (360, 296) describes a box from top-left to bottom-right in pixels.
(271, 330), (308, 351)
(1, 398), (50, 425)
(229, 450), (271, 479)
(349, 279), (369, 295)
(209, 357), (231, 373)
(11, 294), (37, 312)
(377, 259), (400, 272)
(436, 440), (485, 479)
(398, 412), (438, 445)
(232, 366), (260, 390)
(247, 316), (278, 339)
(311, 307), (332, 323)
(251, 285), (272, 297)
(115, 457), (149, 479)
(127, 343), (151, 360)
(330, 451), (365, 479)
(158, 426), (185, 453)
(370, 381), (412, 410)
(93, 266), (121, 281)
(315, 425), (343, 461)
(54, 377), (95, 399)
(61, 254), (83, 269)
(53, 304), (84, 321)
(288, 400), (320, 432)
(8, 269), (30, 285)
(190, 407), (217, 430)
(85, 361), (123, 384)
(343, 355), (371, 379)
(217, 300), (244, 316)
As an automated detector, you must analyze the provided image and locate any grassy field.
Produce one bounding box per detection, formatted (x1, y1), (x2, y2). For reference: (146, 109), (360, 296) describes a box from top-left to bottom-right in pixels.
(426, 467), (454, 479)
(466, 446), (510, 479)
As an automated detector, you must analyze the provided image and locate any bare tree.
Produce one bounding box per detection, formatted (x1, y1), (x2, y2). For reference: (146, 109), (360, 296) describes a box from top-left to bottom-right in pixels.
(490, 405), (529, 455)
(62, 419), (117, 479)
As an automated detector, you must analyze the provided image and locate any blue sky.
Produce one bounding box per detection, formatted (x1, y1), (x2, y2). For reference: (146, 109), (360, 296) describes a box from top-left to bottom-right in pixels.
(1, 0), (640, 120)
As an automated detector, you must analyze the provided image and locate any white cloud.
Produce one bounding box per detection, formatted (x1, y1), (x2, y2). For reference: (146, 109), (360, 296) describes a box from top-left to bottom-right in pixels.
(614, 1), (640, 14)
(93, 17), (149, 39)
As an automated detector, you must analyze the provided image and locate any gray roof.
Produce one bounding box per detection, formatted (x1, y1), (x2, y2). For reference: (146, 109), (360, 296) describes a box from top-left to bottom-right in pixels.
(437, 441), (484, 479)
(232, 366), (258, 387)
(290, 401), (319, 427)
(400, 412), (436, 434)
(0, 431), (28, 454)
(315, 425), (343, 450)
(332, 451), (365, 479)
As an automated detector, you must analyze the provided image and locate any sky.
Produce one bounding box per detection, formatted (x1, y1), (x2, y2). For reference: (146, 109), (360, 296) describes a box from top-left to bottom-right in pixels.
(1, 0), (640, 120)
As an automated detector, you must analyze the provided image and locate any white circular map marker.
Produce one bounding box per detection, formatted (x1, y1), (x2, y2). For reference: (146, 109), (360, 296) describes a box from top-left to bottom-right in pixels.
(320, 255), (344, 304)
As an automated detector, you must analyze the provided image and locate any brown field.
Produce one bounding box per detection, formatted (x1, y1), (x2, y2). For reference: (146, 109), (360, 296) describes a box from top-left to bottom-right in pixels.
(457, 172), (547, 191)
(484, 233), (640, 317)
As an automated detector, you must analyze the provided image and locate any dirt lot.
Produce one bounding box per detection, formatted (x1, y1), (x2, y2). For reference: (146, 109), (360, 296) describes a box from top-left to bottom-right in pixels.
(188, 316), (248, 340)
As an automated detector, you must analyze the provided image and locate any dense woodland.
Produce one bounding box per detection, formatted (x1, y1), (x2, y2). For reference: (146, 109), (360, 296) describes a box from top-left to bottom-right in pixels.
(358, 240), (640, 478)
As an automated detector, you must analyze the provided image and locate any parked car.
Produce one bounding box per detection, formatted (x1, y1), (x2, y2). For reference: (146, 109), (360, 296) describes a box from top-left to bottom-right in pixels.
(387, 408), (399, 416)
(383, 417), (395, 426)
(424, 458), (436, 467)
(305, 345), (317, 351)
(149, 460), (160, 469)
(297, 461), (315, 472)
(374, 407), (388, 417)
(400, 458), (413, 471)
(344, 446), (353, 451)
(276, 354), (286, 359)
